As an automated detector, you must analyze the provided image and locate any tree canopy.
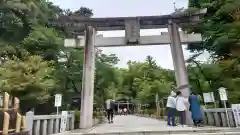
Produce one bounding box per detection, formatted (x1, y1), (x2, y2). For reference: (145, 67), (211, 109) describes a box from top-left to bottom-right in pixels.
(183, 0), (240, 58)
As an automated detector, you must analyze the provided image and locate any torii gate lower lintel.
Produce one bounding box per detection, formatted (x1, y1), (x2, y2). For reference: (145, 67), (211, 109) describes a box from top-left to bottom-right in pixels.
(65, 32), (202, 47)
(62, 10), (206, 129)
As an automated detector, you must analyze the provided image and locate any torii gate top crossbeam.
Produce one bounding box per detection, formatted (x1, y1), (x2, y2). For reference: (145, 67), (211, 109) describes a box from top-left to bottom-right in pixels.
(53, 9), (207, 32)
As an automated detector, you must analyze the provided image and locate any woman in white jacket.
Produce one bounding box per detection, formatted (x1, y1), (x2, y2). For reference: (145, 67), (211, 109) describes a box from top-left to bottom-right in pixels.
(176, 91), (188, 126)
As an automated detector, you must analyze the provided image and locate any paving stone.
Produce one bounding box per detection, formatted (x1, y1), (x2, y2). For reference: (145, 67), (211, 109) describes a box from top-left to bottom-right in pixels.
(63, 115), (239, 135)
(88, 115), (194, 133)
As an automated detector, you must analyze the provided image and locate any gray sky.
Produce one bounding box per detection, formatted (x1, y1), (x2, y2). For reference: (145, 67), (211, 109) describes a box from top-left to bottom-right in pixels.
(52, 0), (209, 69)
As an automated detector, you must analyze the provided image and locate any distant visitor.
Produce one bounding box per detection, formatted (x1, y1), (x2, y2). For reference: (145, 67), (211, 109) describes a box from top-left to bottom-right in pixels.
(105, 99), (115, 123)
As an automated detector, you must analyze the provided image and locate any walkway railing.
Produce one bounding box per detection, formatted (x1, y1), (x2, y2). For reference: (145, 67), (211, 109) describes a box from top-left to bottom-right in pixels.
(136, 107), (237, 127)
(203, 108), (235, 127)
(25, 111), (75, 135)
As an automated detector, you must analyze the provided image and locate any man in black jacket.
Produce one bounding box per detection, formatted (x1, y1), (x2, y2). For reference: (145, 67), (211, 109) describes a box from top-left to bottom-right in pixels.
(105, 99), (115, 123)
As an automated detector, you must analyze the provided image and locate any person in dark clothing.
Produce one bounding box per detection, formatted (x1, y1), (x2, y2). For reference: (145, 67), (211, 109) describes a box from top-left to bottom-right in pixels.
(105, 99), (115, 123)
(189, 92), (203, 127)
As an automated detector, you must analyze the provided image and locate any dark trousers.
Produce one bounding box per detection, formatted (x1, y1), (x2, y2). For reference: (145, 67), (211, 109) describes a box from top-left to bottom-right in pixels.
(167, 108), (176, 125)
(179, 111), (186, 125)
(106, 109), (113, 122)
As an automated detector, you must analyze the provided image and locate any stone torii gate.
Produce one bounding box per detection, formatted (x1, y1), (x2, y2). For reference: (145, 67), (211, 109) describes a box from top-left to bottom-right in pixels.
(56, 9), (207, 129)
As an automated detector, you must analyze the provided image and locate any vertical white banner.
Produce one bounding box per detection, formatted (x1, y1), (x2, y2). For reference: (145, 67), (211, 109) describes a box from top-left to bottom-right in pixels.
(232, 104), (240, 127)
(218, 87), (228, 101)
(55, 94), (62, 107)
(60, 111), (68, 132)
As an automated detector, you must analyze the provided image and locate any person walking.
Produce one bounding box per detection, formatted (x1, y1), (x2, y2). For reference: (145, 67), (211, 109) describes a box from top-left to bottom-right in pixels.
(166, 91), (177, 126)
(189, 92), (203, 127)
(105, 99), (115, 123)
(119, 108), (123, 115)
(176, 91), (188, 127)
(123, 108), (127, 115)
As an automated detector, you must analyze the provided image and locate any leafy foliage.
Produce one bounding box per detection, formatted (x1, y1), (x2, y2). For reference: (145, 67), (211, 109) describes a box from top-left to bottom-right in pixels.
(0, 55), (56, 108)
(183, 0), (240, 58)
(180, 0), (240, 106)
(117, 56), (175, 105)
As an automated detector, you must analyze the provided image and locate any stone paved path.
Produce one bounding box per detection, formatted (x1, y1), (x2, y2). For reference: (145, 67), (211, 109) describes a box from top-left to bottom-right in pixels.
(87, 115), (218, 133)
(63, 115), (238, 135)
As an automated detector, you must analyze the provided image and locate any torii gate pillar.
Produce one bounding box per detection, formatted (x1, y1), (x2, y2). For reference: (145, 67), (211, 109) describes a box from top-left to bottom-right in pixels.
(168, 21), (193, 125)
(80, 26), (96, 129)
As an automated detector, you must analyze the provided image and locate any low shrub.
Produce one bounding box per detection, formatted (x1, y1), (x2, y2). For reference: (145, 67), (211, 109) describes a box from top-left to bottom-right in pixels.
(74, 110), (80, 123)
(142, 109), (156, 115)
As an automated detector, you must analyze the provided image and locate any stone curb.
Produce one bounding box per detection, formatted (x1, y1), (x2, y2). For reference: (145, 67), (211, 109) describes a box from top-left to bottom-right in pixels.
(63, 128), (239, 135)
(168, 132), (240, 135)
(62, 131), (240, 135)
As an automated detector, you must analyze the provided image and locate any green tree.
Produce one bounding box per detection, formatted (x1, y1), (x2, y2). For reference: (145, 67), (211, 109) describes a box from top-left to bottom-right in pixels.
(119, 56), (175, 105)
(0, 0), (96, 113)
(184, 0), (240, 58)
(0, 55), (56, 111)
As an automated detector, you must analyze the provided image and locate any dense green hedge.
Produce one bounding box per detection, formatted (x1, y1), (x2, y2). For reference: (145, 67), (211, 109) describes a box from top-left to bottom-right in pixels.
(73, 109), (104, 123)
(74, 110), (81, 123)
